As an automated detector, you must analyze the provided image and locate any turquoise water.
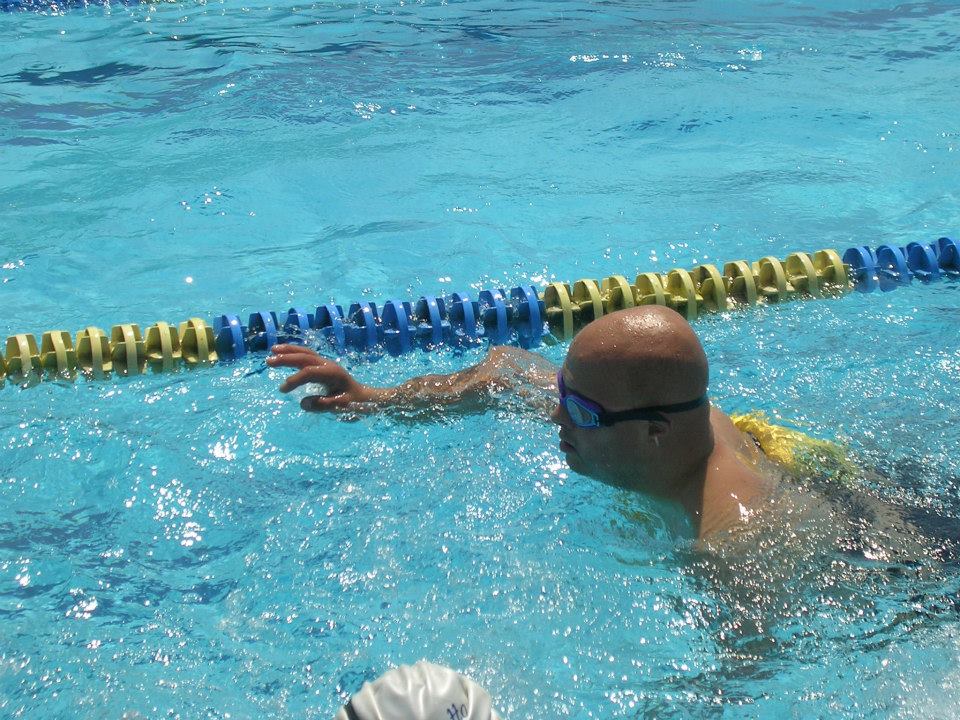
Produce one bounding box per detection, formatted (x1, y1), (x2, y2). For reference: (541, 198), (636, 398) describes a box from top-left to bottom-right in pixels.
(2, 0), (960, 717)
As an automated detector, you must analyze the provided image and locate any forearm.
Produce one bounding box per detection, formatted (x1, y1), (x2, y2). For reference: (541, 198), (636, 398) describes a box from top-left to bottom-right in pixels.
(371, 365), (493, 410)
(363, 346), (557, 413)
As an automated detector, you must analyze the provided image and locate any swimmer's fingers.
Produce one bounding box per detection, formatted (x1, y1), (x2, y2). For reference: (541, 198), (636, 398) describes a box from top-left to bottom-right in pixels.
(267, 344), (326, 367)
(300, 394), (375, 415)
(300, 393), (343, 412)
(276, 365), (346, 394)
(271, 343), (319, 356)
(269, 354), (335, 373)
(269, 347), (387, 411)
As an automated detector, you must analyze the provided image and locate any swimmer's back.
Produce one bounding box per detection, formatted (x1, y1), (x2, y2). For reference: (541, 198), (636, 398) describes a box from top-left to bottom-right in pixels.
(708, 410), (960, 566)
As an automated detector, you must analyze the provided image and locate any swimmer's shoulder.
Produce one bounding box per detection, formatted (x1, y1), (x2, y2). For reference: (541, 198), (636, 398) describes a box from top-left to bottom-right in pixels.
(695, 407), (794, 539)
(709, 406), (759, 458)
(697, 439), (777, 540)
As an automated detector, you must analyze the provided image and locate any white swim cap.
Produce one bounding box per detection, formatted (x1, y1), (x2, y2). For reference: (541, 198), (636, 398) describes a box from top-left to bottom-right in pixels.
(335, 661), (503, 720)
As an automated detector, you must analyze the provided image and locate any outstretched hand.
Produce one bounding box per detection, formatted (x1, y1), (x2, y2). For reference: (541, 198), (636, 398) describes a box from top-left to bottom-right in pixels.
(266, 344), (385, 412)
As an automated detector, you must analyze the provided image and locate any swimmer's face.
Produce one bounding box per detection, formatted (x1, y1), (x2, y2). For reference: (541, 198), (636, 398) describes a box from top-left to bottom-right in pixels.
(550, 358), (664, 492)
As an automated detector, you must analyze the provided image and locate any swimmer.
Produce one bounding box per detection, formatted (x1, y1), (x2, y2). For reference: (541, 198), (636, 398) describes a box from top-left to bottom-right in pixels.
(269, 304), (960, 563)
(268, 305), (774, 539)
(269, 306), (960, 652)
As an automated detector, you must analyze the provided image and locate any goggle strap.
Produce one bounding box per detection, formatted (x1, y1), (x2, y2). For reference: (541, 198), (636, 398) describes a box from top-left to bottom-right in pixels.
(598, 394), (708, 426)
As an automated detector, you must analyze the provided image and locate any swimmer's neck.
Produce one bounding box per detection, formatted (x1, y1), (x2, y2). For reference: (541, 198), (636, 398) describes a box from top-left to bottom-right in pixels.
(674, 434), (770, 540)
(672, 442), (714, 535)
(628, 425), (715, 535)
(666, 408), (766, 540)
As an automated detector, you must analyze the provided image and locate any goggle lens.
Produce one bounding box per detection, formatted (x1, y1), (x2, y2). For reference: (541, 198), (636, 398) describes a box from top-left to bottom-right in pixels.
(563, 397), (599, 428)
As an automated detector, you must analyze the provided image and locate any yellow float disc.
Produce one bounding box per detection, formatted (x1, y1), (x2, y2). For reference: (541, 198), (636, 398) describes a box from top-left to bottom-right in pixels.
(5, 334), (40, 381)
(665, 269), (699, 322)
(40, 331), (77, 377)
(543, 282), (575, 341)
(722, 261), (758, 306)
(145, 322), (182, 372)
(111, 324), (145, 376)
(813, 248), (850, 291)
(76, 327), (112, 378)
(634, 272), (667, 306)
(785, 252), (821, 298)
(692, 264), (727, 313)
(572, 279), (604, 325)
(757, 256), (790, 301)
(601, 275), (635, 313)
(179, 318), (218, 366)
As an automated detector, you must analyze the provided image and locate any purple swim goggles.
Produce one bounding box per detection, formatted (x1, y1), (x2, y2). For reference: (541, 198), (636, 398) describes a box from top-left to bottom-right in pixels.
(557, 371), (707, 429)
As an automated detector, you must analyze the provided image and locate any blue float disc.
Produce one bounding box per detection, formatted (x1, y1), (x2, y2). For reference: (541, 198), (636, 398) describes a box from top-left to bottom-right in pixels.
(435, 296), (452, 343)
(280, 307), (312, 343)
(213, 314), (247, 359)
(906, 242), (940, 283)
(314, 304), (346, 352)
(247, 311), (279, 351)
(415, 295), (448, 347)
(841, 247), (878, 293)
(937, 237), (956, 257)
(448, 292), (479, 342)
(937, 238), (960, 276)
(347, 302), (380, 350)
(875, 245), (911, 292)
(286, 307), (312, 332)
(478, 289), (510, 344)
(510, 285), (544, 349)
(381, 299), (413, 356)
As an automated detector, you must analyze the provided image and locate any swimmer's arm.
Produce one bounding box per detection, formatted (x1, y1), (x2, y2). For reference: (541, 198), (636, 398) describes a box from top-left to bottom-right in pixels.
(364, 345), (557, 413)
(266, 344), (558, 416)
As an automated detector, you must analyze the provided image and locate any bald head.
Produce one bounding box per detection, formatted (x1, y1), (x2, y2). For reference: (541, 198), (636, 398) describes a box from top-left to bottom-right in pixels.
(565, 306), (708, 409)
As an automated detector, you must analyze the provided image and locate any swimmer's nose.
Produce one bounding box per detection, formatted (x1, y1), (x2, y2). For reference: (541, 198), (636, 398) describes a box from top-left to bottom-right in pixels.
(550, 400), (573, 428)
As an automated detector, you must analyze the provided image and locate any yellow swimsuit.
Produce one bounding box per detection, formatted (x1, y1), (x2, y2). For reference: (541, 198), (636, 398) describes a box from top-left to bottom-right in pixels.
(730, 412), (859, 485)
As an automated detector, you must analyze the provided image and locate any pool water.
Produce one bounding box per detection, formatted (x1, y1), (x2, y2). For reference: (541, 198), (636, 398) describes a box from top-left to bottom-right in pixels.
(2, 0), (960, 717)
